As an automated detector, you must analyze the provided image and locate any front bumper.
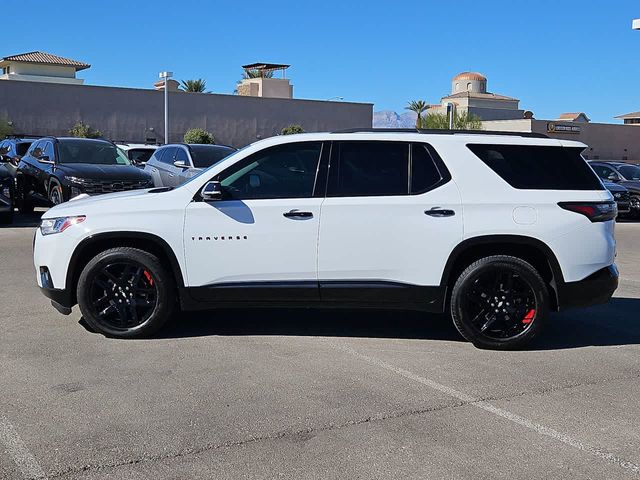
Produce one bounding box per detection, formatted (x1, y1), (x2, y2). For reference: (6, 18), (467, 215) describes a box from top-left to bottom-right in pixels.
(557, 264), (619, 310)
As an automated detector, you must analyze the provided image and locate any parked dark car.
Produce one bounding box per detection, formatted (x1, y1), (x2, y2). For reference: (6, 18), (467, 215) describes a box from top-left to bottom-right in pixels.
(602, 180), (630, 216)
(144, 143), (236, 188)
(0, 136), (36, 163)
(589, 161), (640, 218)
(16, 137), (153, 212)
(0, 146), (15, 224)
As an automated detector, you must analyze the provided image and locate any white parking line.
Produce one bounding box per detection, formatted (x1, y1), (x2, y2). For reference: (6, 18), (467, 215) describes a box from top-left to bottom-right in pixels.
(334, 344), (640, 475)
(0, 416), (47, 479)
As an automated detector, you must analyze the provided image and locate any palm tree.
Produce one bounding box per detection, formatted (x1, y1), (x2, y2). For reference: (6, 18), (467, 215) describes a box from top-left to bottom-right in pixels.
(242, 69), (274, 79)
(405, 100), (429, 128)
(180, 79), (207, 93)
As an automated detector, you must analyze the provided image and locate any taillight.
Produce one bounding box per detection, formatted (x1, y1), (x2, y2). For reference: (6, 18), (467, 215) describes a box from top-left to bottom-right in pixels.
(558, 201), (617, 222)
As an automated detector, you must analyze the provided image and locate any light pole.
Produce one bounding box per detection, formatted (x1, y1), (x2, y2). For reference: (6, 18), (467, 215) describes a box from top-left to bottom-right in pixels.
(159, 71), (173, 144)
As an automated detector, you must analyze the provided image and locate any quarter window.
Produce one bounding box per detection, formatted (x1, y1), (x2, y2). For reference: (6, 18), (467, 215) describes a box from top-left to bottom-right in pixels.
(218, 142), (322, 199)
(411, 143), (444, 194)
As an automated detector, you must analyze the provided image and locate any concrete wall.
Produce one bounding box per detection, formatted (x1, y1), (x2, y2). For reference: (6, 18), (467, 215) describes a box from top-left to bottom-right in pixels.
(0, 80), (372, 148)
(238, 78), (293, 99)
(483, 119), (640, 162)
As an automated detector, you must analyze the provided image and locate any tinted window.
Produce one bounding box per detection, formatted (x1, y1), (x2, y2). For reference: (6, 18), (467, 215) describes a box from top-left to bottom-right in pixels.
(58, 140), (131, 165)
(174, 148), (190, 165)
(219, 142), (322, 199)
(29, 141), (44, 158)
(127, 148), (155, 164)
(42, 141), (55, 160)
(411, 143), (444, 193)
(467, 144), (604, 190)
(618, 165), (640, 180)
(16, 142), (32, 157)
(159, 147), (177, 164)
(190, 145), (235, 168)
(329, 141), (409, 197)
(590, 164), (617, 180)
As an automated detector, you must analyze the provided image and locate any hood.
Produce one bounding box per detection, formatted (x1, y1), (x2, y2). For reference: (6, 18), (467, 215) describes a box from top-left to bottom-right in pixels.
(602, 181), (627, 192)
(53, 163), (151, 182)
(619, 180), (640, 194)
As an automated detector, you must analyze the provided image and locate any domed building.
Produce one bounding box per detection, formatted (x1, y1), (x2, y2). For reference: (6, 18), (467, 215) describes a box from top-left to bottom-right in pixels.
(429, 72), (525, 121)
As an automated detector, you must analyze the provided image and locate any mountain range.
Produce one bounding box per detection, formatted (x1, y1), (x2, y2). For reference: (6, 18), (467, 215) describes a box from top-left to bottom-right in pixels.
(373, 110), (418, 128)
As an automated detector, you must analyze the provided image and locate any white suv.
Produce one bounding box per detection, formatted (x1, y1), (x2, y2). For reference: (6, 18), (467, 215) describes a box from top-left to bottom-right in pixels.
(33, 130), (618, 349)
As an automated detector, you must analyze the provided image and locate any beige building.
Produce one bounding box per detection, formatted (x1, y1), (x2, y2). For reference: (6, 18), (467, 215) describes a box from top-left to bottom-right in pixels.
(0, 51), (90, 85)
(483, 118), (640, 162)
(429, 72), (526, 120)
(236, 63), (294, 99)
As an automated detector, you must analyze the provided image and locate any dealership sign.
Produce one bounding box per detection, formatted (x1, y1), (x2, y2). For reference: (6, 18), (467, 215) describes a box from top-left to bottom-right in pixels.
(547, 122), (581, 134)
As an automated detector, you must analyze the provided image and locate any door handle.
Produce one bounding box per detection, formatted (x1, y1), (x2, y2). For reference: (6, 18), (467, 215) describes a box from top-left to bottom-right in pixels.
(425, 208), (455, 217)
(168, 173), (175, 177)
(283, 209), (313, 219)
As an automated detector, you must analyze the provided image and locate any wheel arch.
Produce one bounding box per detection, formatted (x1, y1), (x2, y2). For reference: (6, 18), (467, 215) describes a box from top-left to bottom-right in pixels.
(66, 232), (185, 305)
(440, 235), (564, 310)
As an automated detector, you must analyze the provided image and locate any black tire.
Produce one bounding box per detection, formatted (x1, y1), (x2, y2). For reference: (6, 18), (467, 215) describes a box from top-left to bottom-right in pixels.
(0, 210), (12, 225)
(16, 177), (34, 214)
(48, 179), (65, 205)
(77, 247), (176, 338)
(450, 255), (549, 350)
(630, 195), (640, 220)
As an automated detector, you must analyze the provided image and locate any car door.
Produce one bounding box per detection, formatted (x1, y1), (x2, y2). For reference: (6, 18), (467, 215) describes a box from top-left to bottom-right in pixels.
(317, 141), (463, 308)
(156, 146), (177, 186)
(173, 146), (192, 187)
(183, 141), (327, 303)
(144, 147), (167, 186)
(20, 141), (46, 196)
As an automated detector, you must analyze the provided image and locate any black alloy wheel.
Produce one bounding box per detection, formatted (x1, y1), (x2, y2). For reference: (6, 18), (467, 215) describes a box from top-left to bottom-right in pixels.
(450, 255), (549, 349)
(88, 262), (158, 331)
(77, 247), (176, 338)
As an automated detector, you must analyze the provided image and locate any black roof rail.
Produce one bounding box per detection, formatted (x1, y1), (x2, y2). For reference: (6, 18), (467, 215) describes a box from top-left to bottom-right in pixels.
(5, 134), (47, 139)
(332, 127), (549, 139)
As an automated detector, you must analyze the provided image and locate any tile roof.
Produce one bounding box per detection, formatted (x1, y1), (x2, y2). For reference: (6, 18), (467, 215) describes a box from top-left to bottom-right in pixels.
(615, 111), (640, 119)
(0, 51), (90, 71)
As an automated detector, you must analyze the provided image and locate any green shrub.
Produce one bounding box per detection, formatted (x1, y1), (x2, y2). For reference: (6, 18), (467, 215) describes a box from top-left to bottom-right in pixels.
(69, 121), (102, 138)
(281, 124), (305, 135)
(0, 118), (12, 140)
(184, 128), (214, 144)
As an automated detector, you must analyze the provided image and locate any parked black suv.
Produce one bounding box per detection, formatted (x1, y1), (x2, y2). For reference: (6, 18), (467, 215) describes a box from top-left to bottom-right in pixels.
(589, 161), (640, 217)
(16, 137), (153, 212)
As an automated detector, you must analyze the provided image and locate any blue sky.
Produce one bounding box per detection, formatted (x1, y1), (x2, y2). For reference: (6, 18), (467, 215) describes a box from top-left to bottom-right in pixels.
(2, 0), (638, 122)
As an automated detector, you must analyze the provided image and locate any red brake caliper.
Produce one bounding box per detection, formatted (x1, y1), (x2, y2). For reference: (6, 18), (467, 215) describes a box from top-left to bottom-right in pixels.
(143, 270), (153, 285)
(522, 309), (536, 324)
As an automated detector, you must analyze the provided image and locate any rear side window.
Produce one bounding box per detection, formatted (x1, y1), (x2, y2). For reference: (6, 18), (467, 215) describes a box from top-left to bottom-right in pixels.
(159, 147), (177, 164)
(467, 144), (604, 190)
(330, 141), (408, 197)
(411, 143), (445, 194)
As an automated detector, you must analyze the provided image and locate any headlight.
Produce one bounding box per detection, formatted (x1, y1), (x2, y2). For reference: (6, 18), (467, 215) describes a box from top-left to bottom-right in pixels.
(66, 176), (88, 185)
(40, 216), (86, 235)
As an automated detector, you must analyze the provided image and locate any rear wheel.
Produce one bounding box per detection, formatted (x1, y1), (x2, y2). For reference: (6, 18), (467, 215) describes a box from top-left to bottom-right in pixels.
(630, 195), (640, 219)
(450, 255), (549, 350)
(77, 247), (176, 338)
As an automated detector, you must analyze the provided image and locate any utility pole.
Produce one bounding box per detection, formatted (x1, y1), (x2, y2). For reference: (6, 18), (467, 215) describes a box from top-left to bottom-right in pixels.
(159, 71), (173, 144)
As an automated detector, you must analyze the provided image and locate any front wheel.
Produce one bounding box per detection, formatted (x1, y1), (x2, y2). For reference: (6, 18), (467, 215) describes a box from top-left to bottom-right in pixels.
(450, 255), (549, 350)
(77, 247), (176, 338)
(48, 180), (65, 205)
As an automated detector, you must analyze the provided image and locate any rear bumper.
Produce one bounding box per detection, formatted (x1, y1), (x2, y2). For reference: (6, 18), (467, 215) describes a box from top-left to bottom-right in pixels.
(557, 264), (618, 310)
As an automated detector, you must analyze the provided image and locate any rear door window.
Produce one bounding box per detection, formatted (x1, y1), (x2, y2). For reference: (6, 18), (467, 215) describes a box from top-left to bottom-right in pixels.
(467, 144), (604, 190)
(328, 141), (409, 197)
(160, 147), (177, 165)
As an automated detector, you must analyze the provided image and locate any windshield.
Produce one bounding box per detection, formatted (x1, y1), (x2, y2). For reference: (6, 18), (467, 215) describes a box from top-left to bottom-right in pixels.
(618, 165), (640, 180)
(58, 140), (131, 165)
(16, 142), (32, 157)
(189, 145), (236, 168)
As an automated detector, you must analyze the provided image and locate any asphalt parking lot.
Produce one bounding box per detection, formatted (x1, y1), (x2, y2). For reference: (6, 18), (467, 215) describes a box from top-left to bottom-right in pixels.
(1, 213), (639, 480)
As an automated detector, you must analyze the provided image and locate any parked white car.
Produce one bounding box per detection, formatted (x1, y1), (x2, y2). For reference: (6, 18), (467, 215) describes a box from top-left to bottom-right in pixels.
(115, 143), (158, 167)
(33, 130), (618, 349)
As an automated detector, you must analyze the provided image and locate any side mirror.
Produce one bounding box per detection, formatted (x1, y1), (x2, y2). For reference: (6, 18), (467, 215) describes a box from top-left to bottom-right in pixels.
(200, 181), (222, 201)
(174, 160), (189, 169)
(607, 173), (620, 182)
(38, 155), (53, 164)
